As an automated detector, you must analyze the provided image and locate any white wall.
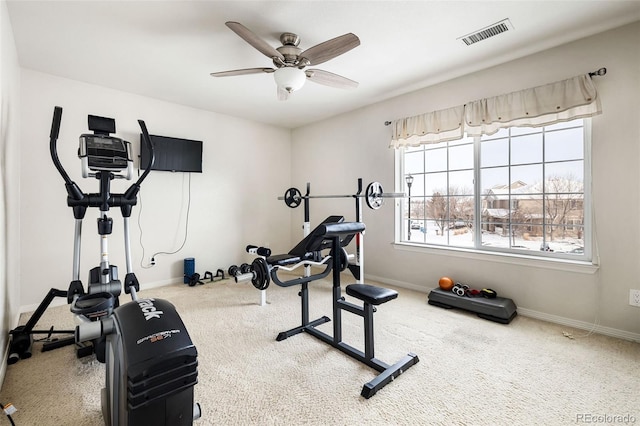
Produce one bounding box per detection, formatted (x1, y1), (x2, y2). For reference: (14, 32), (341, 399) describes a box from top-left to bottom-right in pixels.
(0, 0), (22, 381)
(19, 70), (292, 309)
(292, 22), (640, 339)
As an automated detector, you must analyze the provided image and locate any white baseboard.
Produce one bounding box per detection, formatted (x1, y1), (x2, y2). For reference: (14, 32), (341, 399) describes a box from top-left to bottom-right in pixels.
(0, 349), (7, 391)
(365, 274), (430, 294)
(515, 307), (640, 342)
(137, 278), (183, 291)
(366, 274), (640, 343)
(18, 278), (183, 314)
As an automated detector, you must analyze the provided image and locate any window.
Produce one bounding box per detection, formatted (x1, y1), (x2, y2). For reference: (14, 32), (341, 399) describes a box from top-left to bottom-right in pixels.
(397, 119), (590, 261)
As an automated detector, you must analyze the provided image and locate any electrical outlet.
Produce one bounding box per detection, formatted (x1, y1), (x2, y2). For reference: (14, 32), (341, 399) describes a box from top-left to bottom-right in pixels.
(629, 289), (640, 307)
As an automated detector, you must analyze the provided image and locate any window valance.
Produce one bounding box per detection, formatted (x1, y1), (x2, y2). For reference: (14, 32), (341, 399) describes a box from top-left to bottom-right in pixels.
(390, 73), (602, 148)
(389, 105), (465, 148)
(464, 74), (601, 136)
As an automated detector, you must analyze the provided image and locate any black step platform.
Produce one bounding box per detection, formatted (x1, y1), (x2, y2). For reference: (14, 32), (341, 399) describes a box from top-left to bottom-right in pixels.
(427, 288), (517, 324)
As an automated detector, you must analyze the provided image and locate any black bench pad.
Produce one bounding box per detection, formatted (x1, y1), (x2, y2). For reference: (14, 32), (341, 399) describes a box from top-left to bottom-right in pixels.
(346, 284), (398, 305)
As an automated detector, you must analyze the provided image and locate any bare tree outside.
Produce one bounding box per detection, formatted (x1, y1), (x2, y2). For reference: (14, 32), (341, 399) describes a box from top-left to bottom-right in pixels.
(426, 186), (474, 235)
(427, 192), (447, 235)
(531, 173), (584, 241)
(483, 175), (583, 250)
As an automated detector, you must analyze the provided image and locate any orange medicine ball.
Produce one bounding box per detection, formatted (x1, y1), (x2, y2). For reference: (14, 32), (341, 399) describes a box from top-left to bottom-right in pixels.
(438, 276), (454, 291)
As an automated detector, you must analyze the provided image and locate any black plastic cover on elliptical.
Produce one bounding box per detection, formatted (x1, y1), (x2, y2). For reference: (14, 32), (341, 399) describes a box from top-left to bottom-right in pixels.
(113, 298), (198, 409)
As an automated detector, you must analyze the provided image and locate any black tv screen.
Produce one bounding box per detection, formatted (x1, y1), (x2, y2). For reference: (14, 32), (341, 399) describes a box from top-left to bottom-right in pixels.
(140, 134), (203, 173)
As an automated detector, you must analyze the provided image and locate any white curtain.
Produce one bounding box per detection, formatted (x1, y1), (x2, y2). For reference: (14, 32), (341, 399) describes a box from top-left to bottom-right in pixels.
(464, 74), (601, 137)
(389, 105), (464, 148)
(390, 73), (602, 147)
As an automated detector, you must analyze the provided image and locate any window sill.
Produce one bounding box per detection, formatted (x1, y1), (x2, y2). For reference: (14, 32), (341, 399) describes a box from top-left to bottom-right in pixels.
(392, 242), (598, 274)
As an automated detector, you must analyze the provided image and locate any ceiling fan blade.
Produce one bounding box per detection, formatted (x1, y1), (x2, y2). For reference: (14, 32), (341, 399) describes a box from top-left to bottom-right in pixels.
(299, 33), (360, 66)
(277, 86), (290, 101)
(305, 69), (359, 89)
(210, 68), (275, 77)
(225, 21), (285, 61)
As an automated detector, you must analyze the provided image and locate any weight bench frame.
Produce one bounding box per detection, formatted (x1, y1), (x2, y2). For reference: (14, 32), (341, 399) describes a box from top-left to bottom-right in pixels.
(274, 224), (419, 398)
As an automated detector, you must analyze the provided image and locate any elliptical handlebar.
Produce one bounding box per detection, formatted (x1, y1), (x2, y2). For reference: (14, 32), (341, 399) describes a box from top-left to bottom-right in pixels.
(135, 119), (155, 188)
(49, 106), (73, 186)
(50, 106), (85, 202)
(121, 119), (155, 203)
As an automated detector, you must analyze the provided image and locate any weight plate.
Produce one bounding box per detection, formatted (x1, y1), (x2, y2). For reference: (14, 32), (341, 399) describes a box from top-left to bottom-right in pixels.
(365, 181), (384, 210)
(284, 187), (302, 208)
(251, 257), (270, 290)
(328, 246), (350, 271)
(340, 247), (349, 271)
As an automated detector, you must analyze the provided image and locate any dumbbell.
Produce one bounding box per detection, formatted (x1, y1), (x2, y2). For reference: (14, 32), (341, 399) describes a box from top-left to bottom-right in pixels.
(451, 283), (469, 297)
(228, 263), (250, 277)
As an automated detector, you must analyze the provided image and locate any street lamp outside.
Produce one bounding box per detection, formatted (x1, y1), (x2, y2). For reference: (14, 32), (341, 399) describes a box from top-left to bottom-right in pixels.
(405, 174), (414, 240)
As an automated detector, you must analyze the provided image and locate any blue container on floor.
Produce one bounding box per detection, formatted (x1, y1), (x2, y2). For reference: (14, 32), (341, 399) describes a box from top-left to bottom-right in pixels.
(184, 258), (195, 284)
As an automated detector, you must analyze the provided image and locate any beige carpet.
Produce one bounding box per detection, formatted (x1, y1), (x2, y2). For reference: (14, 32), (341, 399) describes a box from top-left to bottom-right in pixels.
(2, 276), (639, 425)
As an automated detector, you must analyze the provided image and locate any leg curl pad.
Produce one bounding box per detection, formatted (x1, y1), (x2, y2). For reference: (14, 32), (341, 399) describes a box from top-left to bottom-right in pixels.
(346, 284), (398, 305)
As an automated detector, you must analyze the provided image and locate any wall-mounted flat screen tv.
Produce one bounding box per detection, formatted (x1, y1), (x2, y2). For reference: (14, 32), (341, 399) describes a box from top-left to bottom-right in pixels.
(140, 134), (203, 173)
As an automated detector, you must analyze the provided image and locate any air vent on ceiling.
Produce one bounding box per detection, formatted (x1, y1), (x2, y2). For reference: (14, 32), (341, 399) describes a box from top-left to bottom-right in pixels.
(458, 18), (513, 46)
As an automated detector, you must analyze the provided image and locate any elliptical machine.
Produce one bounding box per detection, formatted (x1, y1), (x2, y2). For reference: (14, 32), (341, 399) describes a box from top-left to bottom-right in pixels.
(49, 106), (200, 425)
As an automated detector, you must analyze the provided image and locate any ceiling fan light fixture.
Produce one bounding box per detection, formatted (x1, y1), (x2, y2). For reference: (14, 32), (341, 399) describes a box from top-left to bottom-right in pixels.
(274, 67), (306, 93)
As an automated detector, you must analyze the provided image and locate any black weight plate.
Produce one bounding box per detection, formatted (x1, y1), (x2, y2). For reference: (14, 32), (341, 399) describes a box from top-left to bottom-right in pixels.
(251, 257), (270, 290)
(329, 246), (350, 272)
(284, 187), (302, 208)
(340, 247), (349, 271)
(365, 181), (384, 210)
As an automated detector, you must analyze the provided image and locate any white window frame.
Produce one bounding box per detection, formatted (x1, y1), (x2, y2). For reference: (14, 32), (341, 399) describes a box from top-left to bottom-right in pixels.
(394, 119), (593, 265)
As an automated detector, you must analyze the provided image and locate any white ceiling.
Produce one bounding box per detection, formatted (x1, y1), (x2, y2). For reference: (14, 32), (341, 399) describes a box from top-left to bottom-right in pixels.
(7, 1), (640, 129)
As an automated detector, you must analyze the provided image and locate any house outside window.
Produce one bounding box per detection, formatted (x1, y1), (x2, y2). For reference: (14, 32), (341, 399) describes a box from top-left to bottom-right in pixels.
(397, 119), (590, 261)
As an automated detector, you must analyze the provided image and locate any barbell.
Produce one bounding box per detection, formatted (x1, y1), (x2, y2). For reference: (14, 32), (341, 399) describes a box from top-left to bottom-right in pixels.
(278, 181), (405, 210)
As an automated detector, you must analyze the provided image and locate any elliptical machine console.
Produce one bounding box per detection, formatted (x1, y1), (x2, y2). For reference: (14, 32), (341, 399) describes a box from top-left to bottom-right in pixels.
(79, 115), (133, 179)
(49, 106), (201, 425)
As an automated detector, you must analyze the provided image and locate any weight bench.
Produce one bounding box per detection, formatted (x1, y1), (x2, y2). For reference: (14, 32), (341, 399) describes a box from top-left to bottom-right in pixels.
(266, 218), (419, 398)
(343, 284), (419, 398)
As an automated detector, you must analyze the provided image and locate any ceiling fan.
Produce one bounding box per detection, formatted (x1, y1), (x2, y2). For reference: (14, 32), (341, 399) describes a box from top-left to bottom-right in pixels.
(210, 21), (360, 100)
